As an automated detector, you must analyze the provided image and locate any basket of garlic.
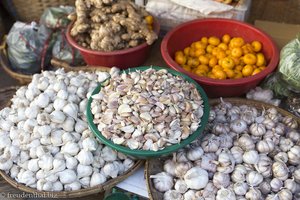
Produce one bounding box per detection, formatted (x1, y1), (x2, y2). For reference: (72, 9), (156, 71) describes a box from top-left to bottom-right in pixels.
(146, 98), (300, 200)
(0, 67), (144, 198)
(87, 66), (210, 158)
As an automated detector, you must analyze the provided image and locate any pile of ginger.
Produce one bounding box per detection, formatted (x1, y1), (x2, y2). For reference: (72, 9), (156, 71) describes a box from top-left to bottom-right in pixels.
(70, 0), (158, 51)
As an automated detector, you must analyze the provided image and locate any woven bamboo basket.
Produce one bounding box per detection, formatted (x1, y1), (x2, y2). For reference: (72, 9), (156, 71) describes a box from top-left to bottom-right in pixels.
(3, 0), (75, 22)
(0, 72), (144, 198)
(145, 98), (300, 200)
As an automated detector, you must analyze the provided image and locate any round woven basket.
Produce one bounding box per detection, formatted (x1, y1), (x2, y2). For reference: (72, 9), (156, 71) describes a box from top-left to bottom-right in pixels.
(0, 71), (144, 198)
(145, 98), (300, 200)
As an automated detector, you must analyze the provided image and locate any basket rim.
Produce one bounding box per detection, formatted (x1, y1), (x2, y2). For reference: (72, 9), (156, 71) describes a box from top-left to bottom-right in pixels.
(145, 97), (300, 200)
(0, 160), (144, 198)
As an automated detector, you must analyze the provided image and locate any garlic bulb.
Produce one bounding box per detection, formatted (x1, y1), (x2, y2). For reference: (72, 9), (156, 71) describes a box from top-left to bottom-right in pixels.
(76, 150), (94, 165)
(58, 169), (77, 184)
(246, 171), (263, 187)
(212, 123), (230, 135)
(174, 162), (193, 178)
(286, 130), (300, 143)
(53, 181), (63, 191)
(101, 146), (117, 162)
(213, 172), (230, 189)
(259, 181), (272, 195)
(28, 159), (39, 172)
(184, 190), (196, 200)
(293, 168), (300, 183)
(65, 154), (78, 169)
(201, 135), (220, 153)
(238, 134), (255, 151)
(270, 178), (283, 192)
(272, 161), (289, 181)
(163, 159), (176, 176)
(255, 154), (272, 178)
(174, 179), (188, 194)
(279, 138), (294, 152)
(282, 116), (298, 129)
(186, 146), (203, 161)
(184, 167), (208, 190)
(18, 170), (36, 186)
(230, 146), (244, 164)
(278, 188), (293, 200)
(230, 119), (247, 134)
(65, 181), (81, 191)
(284, 179), (299, 193)
(200, 153), (217, 172)
(217, 149), (235, 173)
(77, 164), (93, 178)
(82, 137), (98, 151)
(38, 154), (53, 171)
(219, 134), (233, 149)
(61, 142), (80, 156)
(216, 187), (236, 200)
(274, 152), (288, 163)
(90, 172), (107, 187)
(175, 150), (189, 162)
(231, 165), (247, 183)
(102, 162), (119, 178)
(245, 187), (261, 200)
(233, 182), (248, 196)
(287, 145), (300, 165)
(250, 123), (266, 136)
(256, 139), (275, 153)
(150, 172), (174, 192)
(243, 150), (259, 164)
(163, 190), (183, 200)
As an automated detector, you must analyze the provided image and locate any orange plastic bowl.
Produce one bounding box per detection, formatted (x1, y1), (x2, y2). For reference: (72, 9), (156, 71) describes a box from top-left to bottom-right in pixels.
(66, 20), (160, 69)
(161, 18), (279, 97)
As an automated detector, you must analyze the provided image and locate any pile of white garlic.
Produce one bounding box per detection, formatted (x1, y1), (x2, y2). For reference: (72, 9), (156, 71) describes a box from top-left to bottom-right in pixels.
(91, 68), (204, 151)
(0, 68), (135, 191)
(150, 99), (300, 200)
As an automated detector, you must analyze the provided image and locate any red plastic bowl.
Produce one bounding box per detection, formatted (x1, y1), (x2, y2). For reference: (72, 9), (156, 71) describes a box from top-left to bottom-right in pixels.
(161, 18), (279, 97)
(66, 20), (160, 69)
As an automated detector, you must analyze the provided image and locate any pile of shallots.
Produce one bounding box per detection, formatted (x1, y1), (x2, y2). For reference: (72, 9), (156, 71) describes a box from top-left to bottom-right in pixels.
(150, 100), (300, 200)
(91, 68), (204, 151)
(0, 68), (135, 191)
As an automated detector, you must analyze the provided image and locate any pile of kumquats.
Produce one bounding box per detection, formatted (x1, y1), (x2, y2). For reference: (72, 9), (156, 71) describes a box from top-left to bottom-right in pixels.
(174, 34), (267, 80)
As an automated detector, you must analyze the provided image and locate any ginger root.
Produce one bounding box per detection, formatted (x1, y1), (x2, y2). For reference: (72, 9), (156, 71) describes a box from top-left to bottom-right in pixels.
(70, 0), (158, 52)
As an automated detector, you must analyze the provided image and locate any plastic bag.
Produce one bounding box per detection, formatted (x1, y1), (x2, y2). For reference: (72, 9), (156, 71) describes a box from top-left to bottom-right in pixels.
(145, 0), (251, 32)
(40, 6), (75, 29)
(6, 22), (52, 74)
(262, 37), (300, 97)
(52, 30), (83, 66)
(278, 36), (300, 91)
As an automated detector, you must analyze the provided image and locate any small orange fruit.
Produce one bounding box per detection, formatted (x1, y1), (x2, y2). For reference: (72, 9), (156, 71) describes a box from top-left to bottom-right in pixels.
(145, 15), (154, 25)
(194, 68), (206, 76)
(213, 69), (227, 80)
(243, 53), (257, 65)
(209, 56), (218, 67)
(184, 47), (191, 56)
(201, 37), (208, 45)
(206, 45), (214, 53)
(231, 47), (243, 58)
(222, 34), (231, 44)
(224, 68), (235, 79)
(194, 48), (205, 57)
(217, 50), (227, 60)
(235, 65), (243, 71)
(199, 55), (209, 65)
(208, 36), (221, 46)
(183, 65), (192, 72)
(256, 53), (266, 67)
(221, 57), (235, 69)
(175, 52), (186, 65)
(242, 65), (254, 77)
(234, 70), (243, 79)
(195, 41), (206, 49)
(218, 43), (228, 51)
(252, 68), (261, 75)
(251, 41), (262, 52)
(197, 65), (209, 73)
(230, 37), (245, 48)
(207, 72), (216, 79)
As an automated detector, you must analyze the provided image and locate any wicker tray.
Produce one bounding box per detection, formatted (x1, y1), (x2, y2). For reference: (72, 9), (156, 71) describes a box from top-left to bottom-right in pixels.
(0, 73), (144, 198)
(145, 98), (300, 200)
(3, 0), (75, 22)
